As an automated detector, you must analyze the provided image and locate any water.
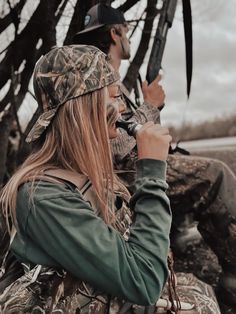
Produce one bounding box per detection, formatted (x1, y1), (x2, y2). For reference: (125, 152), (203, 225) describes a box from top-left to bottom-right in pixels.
(178, 136), (236, 152)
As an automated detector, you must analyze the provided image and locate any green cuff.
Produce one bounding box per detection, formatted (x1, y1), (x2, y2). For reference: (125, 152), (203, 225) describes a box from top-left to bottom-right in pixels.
(136, 159), (167, 181)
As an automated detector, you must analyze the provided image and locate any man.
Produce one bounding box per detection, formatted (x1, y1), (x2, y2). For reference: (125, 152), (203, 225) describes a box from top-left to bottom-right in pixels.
(73, 4), (236, 305)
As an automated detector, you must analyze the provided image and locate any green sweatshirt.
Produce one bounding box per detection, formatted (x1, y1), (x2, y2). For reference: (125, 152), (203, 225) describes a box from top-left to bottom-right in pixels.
(11, 159), (171, 305)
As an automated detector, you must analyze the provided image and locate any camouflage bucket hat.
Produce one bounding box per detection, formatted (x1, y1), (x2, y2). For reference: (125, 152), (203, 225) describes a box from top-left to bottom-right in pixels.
(26, 44), (119, 143)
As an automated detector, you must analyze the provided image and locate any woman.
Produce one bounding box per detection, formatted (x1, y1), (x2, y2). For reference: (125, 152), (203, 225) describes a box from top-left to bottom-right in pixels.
(0, 45), (173, 312)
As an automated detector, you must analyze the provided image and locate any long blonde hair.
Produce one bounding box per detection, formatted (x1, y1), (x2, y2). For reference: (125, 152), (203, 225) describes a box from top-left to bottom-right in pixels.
(1, 87), (126, 228)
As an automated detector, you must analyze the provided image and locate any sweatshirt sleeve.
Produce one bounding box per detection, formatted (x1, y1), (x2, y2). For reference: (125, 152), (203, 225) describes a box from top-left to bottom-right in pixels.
(111, 102), (160, 162)
(17, 159), (171, 305)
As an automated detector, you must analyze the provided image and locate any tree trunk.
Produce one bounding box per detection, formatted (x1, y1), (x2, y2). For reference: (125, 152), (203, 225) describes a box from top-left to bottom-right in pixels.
(122, 0), (158, 92)
(0, 110), (13, 186)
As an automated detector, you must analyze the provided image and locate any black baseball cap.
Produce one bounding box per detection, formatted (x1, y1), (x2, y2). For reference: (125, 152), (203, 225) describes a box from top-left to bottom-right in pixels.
(75, 4), (126, 36)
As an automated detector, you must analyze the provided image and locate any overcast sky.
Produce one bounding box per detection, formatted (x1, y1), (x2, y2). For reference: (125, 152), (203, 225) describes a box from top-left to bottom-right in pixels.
(118, 0), (236, 127)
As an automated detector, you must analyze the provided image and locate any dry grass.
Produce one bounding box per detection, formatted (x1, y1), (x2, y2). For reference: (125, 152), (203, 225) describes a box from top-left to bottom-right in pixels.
(168, 114), (236, 142)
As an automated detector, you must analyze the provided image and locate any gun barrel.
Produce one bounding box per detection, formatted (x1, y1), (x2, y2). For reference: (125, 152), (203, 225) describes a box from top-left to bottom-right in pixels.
(167, 0), (178, 25)
(146, 33), (166, 84)
(146, 0), (178, 84)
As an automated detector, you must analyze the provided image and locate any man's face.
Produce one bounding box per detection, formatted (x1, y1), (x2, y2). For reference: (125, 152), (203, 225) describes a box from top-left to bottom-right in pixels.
(117, 23), (131, 60)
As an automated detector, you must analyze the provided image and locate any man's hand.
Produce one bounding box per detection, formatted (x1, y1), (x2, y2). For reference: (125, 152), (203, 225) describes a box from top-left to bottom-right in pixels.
(142, 75), (165, 109)
(136, 122), (172, 161)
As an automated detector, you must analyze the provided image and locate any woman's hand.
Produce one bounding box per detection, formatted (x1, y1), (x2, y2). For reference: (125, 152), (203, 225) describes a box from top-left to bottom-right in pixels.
(136, 122), (172, 161)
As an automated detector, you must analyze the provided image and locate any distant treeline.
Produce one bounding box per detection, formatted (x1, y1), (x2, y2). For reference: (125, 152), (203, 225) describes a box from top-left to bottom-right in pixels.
(168, 114), (236, 142)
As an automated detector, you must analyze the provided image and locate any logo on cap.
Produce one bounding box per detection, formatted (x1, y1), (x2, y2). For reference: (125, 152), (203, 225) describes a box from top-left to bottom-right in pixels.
(84, 15), (91, 27)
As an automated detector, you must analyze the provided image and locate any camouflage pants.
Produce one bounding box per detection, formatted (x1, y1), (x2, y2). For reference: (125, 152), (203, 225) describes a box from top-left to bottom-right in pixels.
(167, 154), (236, 276)
(116, 153), (236, 277)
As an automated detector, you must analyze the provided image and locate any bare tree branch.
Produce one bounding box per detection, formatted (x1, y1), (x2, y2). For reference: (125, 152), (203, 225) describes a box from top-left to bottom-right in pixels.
(6, 0), (20, 37)
(55, 0), (69, 24)
(0, 0), (65, 93)
(128, 8), (146, 40)
(0, 0), (26, 33)
(118, 0), (139, 13)
(10, 67), (23, 136)
(0, 0), (67, 186)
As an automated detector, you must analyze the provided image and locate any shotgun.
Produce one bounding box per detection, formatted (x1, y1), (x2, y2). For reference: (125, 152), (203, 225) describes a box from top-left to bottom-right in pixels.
(146, 0), (178, 84)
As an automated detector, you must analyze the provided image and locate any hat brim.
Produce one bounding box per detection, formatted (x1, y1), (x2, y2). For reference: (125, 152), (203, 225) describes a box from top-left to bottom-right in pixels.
(75, 24), (105, 35)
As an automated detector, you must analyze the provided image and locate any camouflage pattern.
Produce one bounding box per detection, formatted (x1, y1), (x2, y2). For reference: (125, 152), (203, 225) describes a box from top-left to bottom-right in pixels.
(0, 269), (221, 313)
(111, 98), (160, 162)
(114, 145), (236, 307)
(166, 154), (236, 278)
(26, 45), (119, 143)
(114, 143), (236, 266)
(0, 256), (221, 313)
(161, 273), (221, 314)
(0, 264), (111, 313)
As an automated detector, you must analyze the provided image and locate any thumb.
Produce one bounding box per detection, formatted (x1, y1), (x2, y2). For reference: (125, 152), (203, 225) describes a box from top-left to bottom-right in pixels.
(142, 80), (148, 92)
